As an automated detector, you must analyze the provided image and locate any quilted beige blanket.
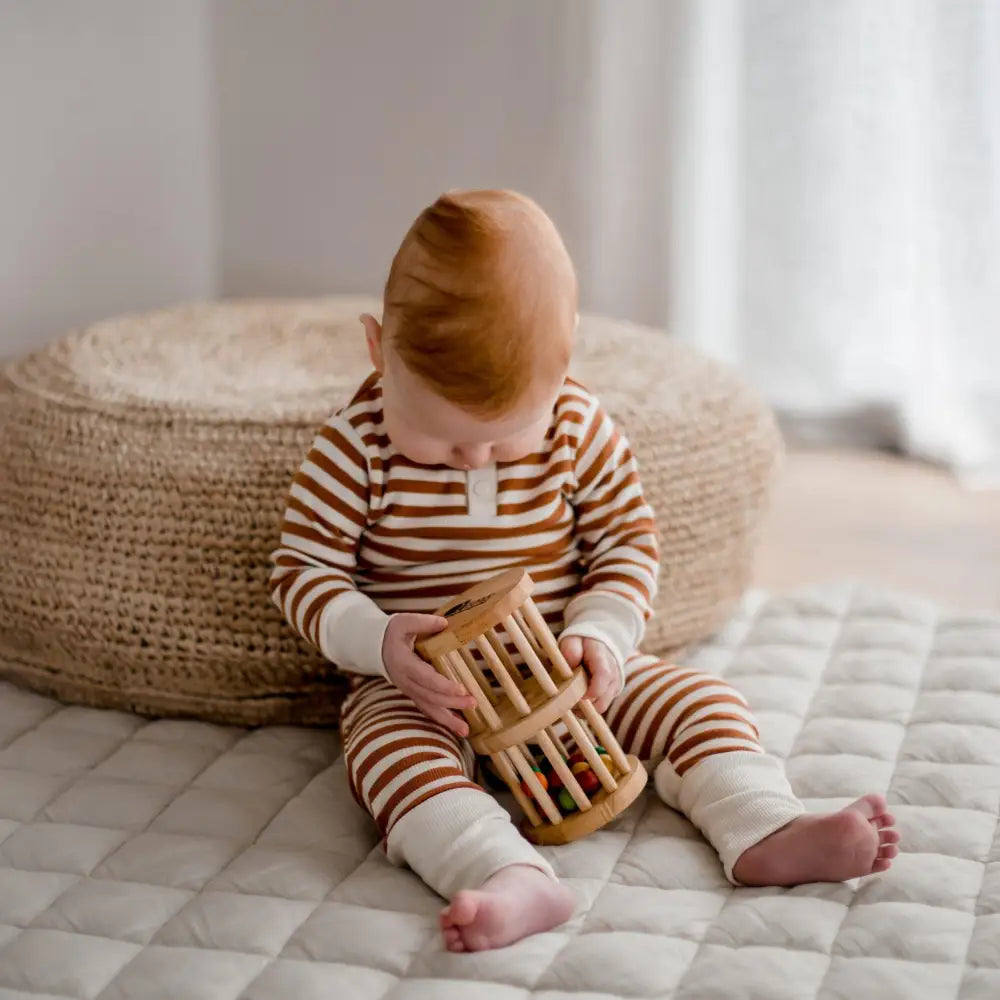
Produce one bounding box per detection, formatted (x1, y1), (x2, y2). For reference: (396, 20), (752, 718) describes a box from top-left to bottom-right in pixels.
(1, 584), (998, 999)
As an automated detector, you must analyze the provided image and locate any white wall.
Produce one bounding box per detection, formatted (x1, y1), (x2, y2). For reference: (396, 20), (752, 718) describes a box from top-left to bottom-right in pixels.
(210, 0), (683, 325)
(0, 1), (216, 358)
(212, 1), (593, 303)
(2, 0), (680, 360)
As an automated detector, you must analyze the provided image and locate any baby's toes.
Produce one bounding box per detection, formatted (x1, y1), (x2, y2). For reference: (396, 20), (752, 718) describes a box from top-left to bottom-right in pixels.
(442, 925), (465, 952)
(869, 840), (899, 875)
(874, 810), (896, 830)
(880, 828), (901, 846)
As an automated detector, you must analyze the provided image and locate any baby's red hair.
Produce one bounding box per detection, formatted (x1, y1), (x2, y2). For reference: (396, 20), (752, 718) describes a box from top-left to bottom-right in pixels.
(383, 190), (577, 417)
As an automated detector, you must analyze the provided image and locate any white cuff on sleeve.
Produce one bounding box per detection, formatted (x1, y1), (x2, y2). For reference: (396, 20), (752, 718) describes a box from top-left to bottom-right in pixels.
(318, 590), (392, 678)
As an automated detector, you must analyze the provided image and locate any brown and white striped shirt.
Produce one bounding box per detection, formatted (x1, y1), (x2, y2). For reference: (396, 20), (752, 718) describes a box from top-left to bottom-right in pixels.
(270, 374), (659, 679)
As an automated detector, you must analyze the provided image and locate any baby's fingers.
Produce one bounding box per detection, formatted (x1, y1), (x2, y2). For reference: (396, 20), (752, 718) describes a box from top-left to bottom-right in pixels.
(592, 679), (617, 713)
(582, 640), (619, 710)
(401, 653), (469, 699)
(560, 634), (584, 668)
(418, 699), (470, 738)
(584, 669), (603, 702)
(583, 662), (610, 704)
(414, 683), (478, 711)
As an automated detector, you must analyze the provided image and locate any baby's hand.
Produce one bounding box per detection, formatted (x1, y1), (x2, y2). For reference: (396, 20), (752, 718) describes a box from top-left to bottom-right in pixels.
(382, 613), (477, 737)
(559, 635), (620, 713)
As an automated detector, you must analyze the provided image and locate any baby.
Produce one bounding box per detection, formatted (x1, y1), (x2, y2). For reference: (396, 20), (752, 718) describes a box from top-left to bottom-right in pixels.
(270, 190), (899, 952)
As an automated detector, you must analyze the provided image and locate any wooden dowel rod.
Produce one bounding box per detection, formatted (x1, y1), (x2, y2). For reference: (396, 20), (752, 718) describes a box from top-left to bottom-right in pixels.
(561, 711), (617, 793)
(578, 701), (632, 775)
(503, 614), (558, 696)
(506, 744), (562, 824)
(537, 729), (591, 812)
(457, 646), (498, 705)
(513, 607), (543, 655)
(522, 598), (573, 680)
(491, 751), (542, 827)
(543, 725), (568, 758)
(432, 656), (483, 731)
(484, 628), (523, 680)
(444, 651), (502, 731)
(474, 633), (531, 715)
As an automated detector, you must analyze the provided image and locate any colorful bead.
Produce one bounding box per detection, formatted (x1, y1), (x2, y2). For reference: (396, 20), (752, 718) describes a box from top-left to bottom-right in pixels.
(521, 770), (548, 798)
(557, 787), (578, 812)
(593, 746), (620, 777)
(576, 768), (600, 795)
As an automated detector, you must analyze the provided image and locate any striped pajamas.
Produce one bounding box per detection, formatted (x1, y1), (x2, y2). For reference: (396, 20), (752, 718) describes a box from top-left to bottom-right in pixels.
(271, 373), (804, 894)
(606, 656), (763, 772)
(340, 652), (803, 892)
(343, 655), (762, 840)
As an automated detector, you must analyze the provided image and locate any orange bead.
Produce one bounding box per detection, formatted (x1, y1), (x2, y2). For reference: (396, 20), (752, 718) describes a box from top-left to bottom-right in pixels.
(520, 771), (548, 799)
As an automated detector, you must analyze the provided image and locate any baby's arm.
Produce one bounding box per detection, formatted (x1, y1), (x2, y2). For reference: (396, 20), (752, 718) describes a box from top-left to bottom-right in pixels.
(269, 415), (474, 732)
(562, 393), (660, 686)
(269, 414), (391, 677)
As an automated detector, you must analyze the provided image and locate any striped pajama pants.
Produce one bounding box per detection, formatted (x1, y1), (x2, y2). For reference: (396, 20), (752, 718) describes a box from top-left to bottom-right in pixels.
(340, 655), (803, 894)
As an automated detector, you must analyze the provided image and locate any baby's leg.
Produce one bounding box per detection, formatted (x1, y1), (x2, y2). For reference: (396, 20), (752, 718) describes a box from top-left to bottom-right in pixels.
(605, 656), (899, 884)
(341, 679), (573, 950)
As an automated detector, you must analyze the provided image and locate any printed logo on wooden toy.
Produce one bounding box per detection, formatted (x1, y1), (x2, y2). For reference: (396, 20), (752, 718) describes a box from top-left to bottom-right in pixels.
(443, 593), (493, 617)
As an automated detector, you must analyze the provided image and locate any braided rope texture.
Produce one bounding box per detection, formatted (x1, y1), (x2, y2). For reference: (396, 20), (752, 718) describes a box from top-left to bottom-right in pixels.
(0, 296), (781, 725)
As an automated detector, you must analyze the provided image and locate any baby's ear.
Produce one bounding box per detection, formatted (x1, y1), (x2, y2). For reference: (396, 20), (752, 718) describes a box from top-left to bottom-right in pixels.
(360, 313), (384, 372)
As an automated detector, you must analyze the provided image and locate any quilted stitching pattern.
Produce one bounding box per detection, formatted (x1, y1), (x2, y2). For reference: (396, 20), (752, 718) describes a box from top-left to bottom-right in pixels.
(0, 584), (998, 999)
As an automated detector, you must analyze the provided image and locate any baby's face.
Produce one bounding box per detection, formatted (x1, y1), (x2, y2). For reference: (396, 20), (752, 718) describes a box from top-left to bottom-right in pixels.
(380, 347), (561, 470)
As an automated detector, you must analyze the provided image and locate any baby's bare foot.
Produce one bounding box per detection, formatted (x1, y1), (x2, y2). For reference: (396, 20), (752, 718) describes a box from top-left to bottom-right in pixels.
(732, 793), (900, 886)
(439, 864), (575, 952)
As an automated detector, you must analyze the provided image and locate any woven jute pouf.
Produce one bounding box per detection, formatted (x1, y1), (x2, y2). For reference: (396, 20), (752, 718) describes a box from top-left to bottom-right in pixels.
(0, 296), (781, 725)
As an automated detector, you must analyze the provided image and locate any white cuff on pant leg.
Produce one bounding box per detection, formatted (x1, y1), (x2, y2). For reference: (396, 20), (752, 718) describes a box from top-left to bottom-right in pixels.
(385, 787), (556, 900)
(657, 751), (805, 884)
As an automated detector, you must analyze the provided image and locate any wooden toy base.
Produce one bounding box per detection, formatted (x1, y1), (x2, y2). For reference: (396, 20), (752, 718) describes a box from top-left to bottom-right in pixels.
(520, 755), (648, 845)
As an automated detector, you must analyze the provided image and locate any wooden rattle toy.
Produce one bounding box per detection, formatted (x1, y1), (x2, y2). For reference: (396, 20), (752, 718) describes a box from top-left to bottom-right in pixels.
(415, 568), (647, 844)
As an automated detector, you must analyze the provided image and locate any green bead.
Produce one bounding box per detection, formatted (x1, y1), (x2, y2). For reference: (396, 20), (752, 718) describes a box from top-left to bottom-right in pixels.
(557, 787), (578, 813)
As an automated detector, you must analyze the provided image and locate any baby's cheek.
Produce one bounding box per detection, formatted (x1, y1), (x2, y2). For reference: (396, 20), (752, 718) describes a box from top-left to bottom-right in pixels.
(495, 430), (548, 462)
(383, 416), (444, 464)
(397, 438), (448, 465)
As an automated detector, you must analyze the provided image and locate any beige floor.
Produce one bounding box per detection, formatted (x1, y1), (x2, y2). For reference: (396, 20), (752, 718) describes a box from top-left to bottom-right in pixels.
(755, 449), (1000, 613)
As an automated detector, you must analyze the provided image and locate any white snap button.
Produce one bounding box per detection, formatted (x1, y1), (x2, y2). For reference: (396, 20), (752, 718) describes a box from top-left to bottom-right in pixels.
(473, 479), (493, 499)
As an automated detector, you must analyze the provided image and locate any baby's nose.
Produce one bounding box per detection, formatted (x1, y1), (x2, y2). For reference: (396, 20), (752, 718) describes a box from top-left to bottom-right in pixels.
(454, 445), (492, 469)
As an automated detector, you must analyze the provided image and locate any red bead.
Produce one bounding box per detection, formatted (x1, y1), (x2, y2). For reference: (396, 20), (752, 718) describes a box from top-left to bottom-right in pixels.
(577, 768), (600, 795)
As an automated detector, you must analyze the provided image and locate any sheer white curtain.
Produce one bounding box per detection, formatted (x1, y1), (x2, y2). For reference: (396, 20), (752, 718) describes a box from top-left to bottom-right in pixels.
(564, 0), (1000, 485)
